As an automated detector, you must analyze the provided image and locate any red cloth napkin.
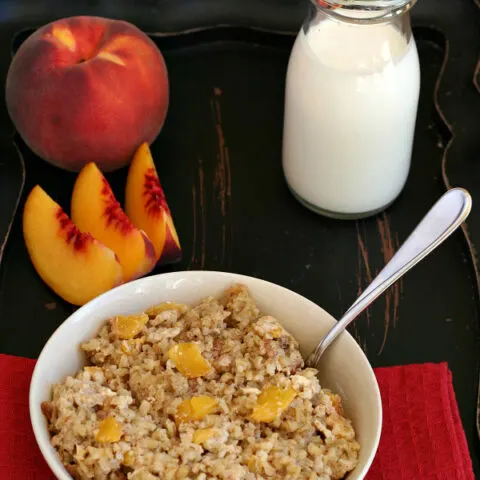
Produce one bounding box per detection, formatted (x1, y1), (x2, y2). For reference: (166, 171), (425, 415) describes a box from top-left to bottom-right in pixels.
(0, 354), (52, 479)
(0, 354), (474, 479)
(368, 363), (474, 480)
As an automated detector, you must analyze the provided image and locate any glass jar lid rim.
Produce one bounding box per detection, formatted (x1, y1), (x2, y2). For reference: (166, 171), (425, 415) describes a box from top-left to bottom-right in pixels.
(313, 0), (416, 22)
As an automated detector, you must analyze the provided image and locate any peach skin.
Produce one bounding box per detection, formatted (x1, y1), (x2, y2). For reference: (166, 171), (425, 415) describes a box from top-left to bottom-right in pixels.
(22, 185), (123, 306)
(125, 143), (182, 265)
(71, 162), (156, 282)
(6, 16), (169, 172)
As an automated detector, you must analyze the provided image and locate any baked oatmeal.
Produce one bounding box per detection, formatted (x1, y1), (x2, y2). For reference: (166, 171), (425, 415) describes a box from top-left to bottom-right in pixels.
(42, 284), (360, 480)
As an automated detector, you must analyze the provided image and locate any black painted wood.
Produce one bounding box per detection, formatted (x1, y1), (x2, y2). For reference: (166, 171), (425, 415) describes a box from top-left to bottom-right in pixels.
(0, 0), (479, 476)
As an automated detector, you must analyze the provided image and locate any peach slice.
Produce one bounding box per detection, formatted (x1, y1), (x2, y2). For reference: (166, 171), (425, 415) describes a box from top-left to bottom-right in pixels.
(122, 451), (135, 466)
(175, 396), (218, 424)
(168, 343), (212, 378)
(193, 428), (218, 444)
(125, 142), (182, 266)
(146, 302), (188, 318)
(95, 416), (123, 443)
(22, 185), (123, 306)
(250, 386), (297, 423)
(111, 314), (149, 339)
(71, 162), (156, 282)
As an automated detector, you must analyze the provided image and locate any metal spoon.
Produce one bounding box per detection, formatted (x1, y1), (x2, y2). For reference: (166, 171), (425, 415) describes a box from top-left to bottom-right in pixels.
(306, 187), (472, 368)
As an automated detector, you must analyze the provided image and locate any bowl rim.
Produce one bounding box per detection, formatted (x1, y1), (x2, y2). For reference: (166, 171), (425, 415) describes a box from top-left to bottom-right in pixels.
(29, 270), (382, 480)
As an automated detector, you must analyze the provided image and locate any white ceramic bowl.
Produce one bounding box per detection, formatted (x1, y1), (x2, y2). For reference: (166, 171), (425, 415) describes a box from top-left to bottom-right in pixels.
(30, 271), (382, 479)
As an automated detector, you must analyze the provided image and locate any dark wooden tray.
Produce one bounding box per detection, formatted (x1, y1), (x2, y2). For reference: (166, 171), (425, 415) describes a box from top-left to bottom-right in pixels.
(0, 1), (479, 475)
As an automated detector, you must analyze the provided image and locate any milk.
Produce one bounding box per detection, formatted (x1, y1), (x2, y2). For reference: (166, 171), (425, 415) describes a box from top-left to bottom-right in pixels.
(282, 16), (420, 217)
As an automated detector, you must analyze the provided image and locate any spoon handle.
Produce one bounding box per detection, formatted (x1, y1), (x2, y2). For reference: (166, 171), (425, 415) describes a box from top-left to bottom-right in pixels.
(306, 187), (472, 368)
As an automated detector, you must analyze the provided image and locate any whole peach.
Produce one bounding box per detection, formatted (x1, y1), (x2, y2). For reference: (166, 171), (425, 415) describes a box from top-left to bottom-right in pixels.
(6, 16), (169, 172)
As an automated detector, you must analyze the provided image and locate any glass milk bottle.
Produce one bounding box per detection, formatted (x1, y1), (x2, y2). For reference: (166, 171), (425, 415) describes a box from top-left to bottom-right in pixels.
(282, 0), (420, 219)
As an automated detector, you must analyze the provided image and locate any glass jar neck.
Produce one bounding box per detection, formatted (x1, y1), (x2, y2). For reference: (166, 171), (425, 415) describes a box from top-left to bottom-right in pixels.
(312, 0), (416, 24)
